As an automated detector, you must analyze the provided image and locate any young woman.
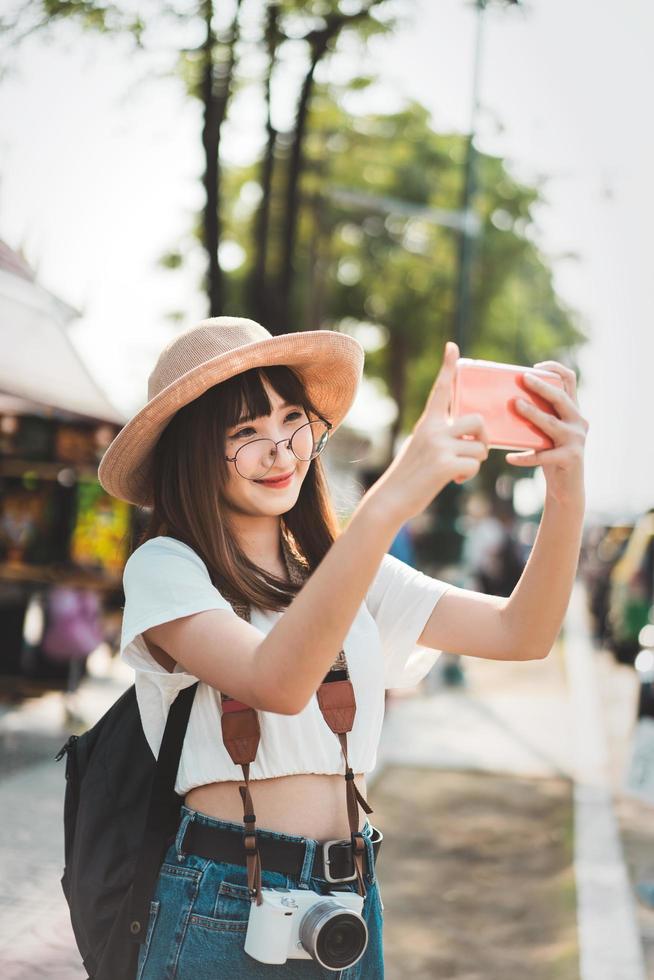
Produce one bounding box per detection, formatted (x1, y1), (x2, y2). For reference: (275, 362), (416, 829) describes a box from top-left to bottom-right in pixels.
(98, 316), (588, 979)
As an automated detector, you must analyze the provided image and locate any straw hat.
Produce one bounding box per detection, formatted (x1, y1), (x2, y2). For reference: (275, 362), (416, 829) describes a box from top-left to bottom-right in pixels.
(97, 316), (364, 507)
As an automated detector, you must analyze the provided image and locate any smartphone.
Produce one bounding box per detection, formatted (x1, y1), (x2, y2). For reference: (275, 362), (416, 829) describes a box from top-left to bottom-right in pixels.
(450, 357), (566, 452)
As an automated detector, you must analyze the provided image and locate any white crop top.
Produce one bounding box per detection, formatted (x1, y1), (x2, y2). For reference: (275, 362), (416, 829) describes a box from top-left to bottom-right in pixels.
(120, 536), (452, 795)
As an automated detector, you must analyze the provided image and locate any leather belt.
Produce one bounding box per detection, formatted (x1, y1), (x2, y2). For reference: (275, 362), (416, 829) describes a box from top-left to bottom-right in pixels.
(180, 821), (383, 884)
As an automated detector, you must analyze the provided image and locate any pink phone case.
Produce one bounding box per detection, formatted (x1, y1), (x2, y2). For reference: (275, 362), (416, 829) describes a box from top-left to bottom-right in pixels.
(450, 358), (566, 452)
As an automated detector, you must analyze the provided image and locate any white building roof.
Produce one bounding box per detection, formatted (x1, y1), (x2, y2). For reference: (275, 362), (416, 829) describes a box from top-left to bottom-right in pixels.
(0, 242), (126, 424)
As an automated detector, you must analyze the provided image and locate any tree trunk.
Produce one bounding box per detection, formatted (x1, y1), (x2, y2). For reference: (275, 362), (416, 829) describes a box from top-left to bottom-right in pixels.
(386, 330), (408, 466)
(200, 0), (243, 316)
(273, 4), (383, 332)
(273, 36), (327, 333)
(200, 2), (220, 315)
(305, 193), (328, 329)
(250, 2), (280, 327)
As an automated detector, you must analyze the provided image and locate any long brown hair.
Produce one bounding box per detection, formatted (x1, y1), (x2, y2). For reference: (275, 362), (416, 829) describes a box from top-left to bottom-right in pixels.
(135, 365), (342, 612)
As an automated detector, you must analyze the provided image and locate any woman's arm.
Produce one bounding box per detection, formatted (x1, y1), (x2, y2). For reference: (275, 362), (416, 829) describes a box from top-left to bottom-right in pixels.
(254, 344), (490, 711)
(145, 342), (490, 714)
(501, 490), (585, 657)
(418, 490), (585, 661)
(419, 358), (588, 662)
(147, 498), (399, 715)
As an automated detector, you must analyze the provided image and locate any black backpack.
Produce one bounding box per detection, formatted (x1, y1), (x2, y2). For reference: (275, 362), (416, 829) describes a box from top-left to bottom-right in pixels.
(55, 681), (198, 979)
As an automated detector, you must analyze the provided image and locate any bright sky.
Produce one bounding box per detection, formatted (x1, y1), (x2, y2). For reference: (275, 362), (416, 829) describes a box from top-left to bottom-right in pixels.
(1, 0), (652, 521)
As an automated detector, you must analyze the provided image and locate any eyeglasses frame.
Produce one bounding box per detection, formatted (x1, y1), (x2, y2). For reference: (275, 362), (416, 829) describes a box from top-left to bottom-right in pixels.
(224, 415), (333, 481)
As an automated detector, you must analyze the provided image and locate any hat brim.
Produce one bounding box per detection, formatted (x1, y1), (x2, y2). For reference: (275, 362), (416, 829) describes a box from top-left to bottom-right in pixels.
(97, 330), (364, 506)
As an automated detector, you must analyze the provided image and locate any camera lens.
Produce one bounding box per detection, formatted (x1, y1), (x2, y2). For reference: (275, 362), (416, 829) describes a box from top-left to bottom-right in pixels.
(299, 900), (368, 971)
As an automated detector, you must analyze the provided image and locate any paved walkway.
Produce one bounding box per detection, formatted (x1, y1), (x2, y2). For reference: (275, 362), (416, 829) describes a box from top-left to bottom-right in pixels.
(0, 761), (84, 979)
(0, 652), (130, 979)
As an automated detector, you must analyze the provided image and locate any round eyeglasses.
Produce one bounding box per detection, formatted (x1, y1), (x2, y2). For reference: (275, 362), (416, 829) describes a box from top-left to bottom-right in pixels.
(225, 418), (332, 481)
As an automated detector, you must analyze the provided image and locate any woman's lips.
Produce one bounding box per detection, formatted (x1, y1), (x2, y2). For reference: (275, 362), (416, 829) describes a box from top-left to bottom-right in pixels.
(256, 471), (294, 488)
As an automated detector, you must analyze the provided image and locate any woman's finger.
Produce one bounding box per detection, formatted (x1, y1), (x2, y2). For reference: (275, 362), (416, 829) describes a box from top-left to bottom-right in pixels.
(505, 446), (575, 467)
(532, 361), (576, 383)
(505, 449), (544, 467)
(515, 397), (565, 439)
(424, 341), (459, 419)
(532, 361), (577, 402)
(449, 413), (489, 442)
(455, 438), (488, 460)
(522, 372), (578, 422)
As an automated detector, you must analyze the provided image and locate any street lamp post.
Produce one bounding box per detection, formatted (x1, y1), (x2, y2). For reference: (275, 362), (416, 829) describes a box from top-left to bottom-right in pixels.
(442, 1), (520, 689)
(454, 0), (487, 354)
(454, 0), (520, 353)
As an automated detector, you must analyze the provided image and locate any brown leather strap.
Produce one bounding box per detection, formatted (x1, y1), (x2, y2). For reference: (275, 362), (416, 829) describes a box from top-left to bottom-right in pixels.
(220, 701), (263, 904)
(338, 731), (373, 897)
(220, 698), (260, 765)
(239, 763), (263, 905)
(316, 675), (373, 897)
(316, 678), (356, 733)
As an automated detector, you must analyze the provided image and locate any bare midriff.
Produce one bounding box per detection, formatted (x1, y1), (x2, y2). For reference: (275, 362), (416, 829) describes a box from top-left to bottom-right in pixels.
(184, 772), (368, 842)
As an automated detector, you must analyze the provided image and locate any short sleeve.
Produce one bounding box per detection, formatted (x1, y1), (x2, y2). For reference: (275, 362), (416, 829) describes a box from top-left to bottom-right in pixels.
(120, 536), (234, 685)
(366, 553), (453, 689)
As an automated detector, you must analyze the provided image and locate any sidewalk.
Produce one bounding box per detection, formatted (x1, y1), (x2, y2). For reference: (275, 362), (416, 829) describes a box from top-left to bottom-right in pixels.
(369, 580), (652, 979)
(368, 612), (579, 979)
(0, 650), (131, 979)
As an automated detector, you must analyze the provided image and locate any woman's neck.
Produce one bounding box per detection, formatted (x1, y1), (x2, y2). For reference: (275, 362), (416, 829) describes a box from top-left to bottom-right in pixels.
(230, 514), (285, 573)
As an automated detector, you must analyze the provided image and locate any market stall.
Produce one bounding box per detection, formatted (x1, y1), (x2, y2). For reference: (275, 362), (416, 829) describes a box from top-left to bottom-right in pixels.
(0, 241), (133, 693)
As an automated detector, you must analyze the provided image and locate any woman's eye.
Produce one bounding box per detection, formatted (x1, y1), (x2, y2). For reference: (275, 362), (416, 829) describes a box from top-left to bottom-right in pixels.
(230, 426), (254, 439)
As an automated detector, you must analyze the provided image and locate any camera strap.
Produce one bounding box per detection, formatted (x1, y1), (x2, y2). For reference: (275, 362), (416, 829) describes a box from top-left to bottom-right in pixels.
(219, 533), (373, 903)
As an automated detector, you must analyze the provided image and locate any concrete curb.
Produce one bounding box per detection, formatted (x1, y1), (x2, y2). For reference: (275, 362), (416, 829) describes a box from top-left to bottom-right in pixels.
(565, 582), (647, 980)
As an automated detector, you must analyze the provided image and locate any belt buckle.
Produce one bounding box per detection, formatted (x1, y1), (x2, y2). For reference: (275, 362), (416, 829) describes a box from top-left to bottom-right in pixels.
(322, 838), (358, 884)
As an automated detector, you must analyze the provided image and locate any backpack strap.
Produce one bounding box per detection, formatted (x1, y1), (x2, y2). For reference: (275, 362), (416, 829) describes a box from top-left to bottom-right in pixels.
(128, 681), (199, 943)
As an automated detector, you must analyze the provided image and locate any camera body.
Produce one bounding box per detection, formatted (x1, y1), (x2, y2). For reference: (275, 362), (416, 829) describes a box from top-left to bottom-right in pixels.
(244, 885), (367, 972)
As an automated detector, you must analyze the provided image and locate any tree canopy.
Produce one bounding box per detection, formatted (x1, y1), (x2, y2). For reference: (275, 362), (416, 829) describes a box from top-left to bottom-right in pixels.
(221, 89), (585, 449)
(3, 0), (586, 461)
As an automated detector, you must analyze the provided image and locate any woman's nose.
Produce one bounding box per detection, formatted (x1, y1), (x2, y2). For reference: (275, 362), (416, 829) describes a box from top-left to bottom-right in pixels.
(273, 438), (296, 463)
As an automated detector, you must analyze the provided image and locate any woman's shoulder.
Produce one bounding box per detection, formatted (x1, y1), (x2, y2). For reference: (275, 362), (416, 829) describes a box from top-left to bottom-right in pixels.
(126, 535), (205, 567)
(120, 536), (235, 657)
(123, 535), (212, 589)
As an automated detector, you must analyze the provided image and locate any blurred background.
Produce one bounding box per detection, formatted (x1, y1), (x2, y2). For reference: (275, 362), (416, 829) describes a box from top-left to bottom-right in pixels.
(0, 1), (653, 978)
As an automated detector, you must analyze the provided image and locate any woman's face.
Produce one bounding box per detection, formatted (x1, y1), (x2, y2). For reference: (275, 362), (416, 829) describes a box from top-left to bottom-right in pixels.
(222, 378), (312, 517)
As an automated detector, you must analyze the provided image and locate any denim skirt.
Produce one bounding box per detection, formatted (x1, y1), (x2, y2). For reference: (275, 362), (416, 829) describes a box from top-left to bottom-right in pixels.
(136, 805), (385, 980)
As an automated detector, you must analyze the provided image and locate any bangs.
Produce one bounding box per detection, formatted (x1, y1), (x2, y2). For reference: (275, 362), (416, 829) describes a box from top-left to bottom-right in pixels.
(222, 366), (321, 429)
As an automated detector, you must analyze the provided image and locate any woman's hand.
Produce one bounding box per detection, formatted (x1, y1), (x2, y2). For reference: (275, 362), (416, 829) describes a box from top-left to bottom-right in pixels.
(506, 361), (589, 506)
(365, 341), (490, 526)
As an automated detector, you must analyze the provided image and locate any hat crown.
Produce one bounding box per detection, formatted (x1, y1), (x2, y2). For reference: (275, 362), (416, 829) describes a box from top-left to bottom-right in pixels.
(148, 317), (271, 400)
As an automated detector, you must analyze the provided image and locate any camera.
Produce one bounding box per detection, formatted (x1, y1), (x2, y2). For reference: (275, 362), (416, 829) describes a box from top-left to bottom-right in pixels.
(244, 886), (368, 971)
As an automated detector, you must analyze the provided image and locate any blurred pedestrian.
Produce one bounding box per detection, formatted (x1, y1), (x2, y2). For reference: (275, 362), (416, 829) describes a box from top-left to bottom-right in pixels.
(461, 492), (525, 597)
(41, 586), (103, 723)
